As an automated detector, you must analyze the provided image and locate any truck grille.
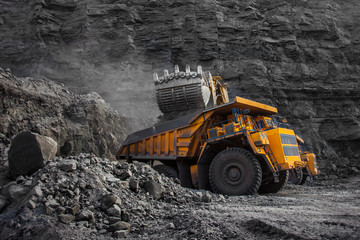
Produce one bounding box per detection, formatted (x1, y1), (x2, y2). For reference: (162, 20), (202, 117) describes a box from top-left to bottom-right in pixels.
(283, 146), (299, 156)
(280, 134), (297, 145)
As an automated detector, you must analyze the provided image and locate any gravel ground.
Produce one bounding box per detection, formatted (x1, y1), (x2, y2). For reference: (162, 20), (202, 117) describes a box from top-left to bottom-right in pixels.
(0, 154), (359, 240)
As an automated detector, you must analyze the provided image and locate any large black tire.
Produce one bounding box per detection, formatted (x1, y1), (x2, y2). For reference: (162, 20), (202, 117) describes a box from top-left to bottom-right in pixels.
(288, 169), (304, 185)
(258, 170), (289, 194)
(299, 170), (308, 185)
(209, 148), (262, 196)
(153, 164), (179, 179)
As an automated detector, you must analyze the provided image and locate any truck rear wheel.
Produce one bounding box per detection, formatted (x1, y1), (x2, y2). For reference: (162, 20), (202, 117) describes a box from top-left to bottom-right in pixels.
(258, 170), (289, 194)
(209, 148), (262, 196)
(288, 169), (304, 185)
(153, 164), (179, 179)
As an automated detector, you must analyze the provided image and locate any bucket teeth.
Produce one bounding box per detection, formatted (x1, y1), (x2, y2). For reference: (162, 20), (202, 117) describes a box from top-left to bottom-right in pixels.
(174, 65), (179, 74)
(185, 65), (191, 74)
(197, 65), (203, 75)
(153, 73), (159, 84)
(164, 69), (169, 78)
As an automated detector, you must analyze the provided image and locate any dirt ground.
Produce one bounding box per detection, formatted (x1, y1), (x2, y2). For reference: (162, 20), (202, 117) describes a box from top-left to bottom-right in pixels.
(138, 177), (360, 240)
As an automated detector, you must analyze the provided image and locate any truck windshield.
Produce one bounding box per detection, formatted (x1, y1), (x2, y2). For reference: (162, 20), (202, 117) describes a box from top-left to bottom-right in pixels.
(265, 119), (274, 127)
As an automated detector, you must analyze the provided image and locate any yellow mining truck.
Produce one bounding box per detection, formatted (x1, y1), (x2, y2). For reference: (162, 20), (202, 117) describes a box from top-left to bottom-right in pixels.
(116, 95), (319, 195)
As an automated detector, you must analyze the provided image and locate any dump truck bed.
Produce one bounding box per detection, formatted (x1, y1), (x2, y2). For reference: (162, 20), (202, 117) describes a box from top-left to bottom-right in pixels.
(122, 112), (201, 146)
(116, 97), (278, 161)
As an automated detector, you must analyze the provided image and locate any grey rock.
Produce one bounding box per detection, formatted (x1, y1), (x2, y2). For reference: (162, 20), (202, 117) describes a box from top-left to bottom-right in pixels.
(8, 185), (31, 201)
(46, 205), (54, 215)
(201, 192), (212, 203)
(56, 206), (66, 214)
(108, 221), (130, 232)
(58, 160), (77, 172)
(0, 195), (8, 212)
(8, 131), (57, 177)
(100, 194), (121, 211)
(108, 216), (122, 225)
(113, 229), (129, 238)
(71, 203), (81, 215)
(121, 211), (130, 222)
(78, 209), (95, 222)
(106, 205), (121, 217)
(166, 222), (175, 229)
(143, 179), (164, 200)
(331, 164), (337, 171)
(45, 199), (60, 208)
(27, 200), (36, 209)
(59, 214), (75, 223)
(118, 169), (132, 180)
(30, 185), (43, 198)
(129, 178), (139, 192)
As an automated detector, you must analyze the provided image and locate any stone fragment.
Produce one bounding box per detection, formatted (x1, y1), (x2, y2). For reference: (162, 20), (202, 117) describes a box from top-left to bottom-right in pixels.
(78, 209), (95, 222)
(8, 131), (57, 177)
(71, 203), (81, 215)
(129, 178), (139, 192)
(143, 179), (164, 200)
(121, 211), (130, 222)
(108, 216), (122, 225)
(167, 222), (175, 229)
(100, 194), (121, 211)
(58, 160), (77, 172)
(108, 221), (130, 232)
(201, 192), (212, 202)
(27, 200), (36, 209)
(8, 185), (30, 201)
(118, 181), (129, 189)
(0, 195), (8, 212)
(46, 205), (54, 215)
(56, 206), (66, 214)
(99, 229), (107, 234)
(331, 163), (337, 171)
(106, 204), (121, 217)
(45, 199), (60, 208)
(59, 214), (75, 223)
(113, 229), (129, 238)
(117, 169), (132, 180)
(77, 221), (89, 228)
(30, 185), (43, 198)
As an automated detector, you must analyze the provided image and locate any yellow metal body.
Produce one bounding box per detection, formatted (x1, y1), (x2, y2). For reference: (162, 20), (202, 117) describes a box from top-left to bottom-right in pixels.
(265, 128), (306, 170)
(250, 132), (270, 146)
(301, 152), (319, 175)
(117, 96), (318, 177)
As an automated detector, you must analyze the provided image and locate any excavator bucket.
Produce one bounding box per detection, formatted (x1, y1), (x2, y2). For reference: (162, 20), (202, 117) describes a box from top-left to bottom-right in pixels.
(154, 65), (229, 114)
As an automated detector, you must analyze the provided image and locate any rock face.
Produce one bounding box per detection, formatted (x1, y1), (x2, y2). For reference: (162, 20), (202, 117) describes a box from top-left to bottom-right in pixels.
(0, 0), (360, 167)
(8, 131), (57, 177)
(0, 68), (128, 160)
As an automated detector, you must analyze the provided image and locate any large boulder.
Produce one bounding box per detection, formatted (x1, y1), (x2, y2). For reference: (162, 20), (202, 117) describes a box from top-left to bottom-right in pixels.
(8, 131), (57, 178)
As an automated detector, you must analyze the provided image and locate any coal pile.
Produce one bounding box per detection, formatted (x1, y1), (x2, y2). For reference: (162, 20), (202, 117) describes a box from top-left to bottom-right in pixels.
(0, 154), (224, 239)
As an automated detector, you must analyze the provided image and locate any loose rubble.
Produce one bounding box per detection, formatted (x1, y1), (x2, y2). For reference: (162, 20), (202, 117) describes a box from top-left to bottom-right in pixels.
(0, 153), (224, 239)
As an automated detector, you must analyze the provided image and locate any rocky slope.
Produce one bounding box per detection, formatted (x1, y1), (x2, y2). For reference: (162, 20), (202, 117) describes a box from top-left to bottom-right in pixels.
(1, 0), (360, 168)
(0, 67), (128, 160)
(0, 154), (359, 240)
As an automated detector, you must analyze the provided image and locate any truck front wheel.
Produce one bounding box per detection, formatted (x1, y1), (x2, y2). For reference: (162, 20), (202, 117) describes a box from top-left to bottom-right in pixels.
(209, 148), (262, 195)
